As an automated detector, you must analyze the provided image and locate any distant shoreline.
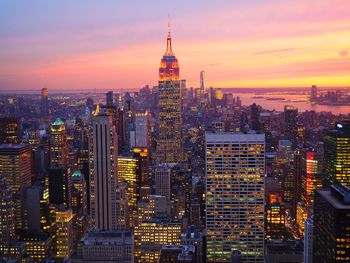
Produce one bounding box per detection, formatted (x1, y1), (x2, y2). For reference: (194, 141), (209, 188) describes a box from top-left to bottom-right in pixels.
(0, 86), (349, 95)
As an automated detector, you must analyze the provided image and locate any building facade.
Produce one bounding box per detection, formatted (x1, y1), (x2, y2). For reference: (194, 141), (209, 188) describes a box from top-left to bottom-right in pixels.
(154, 164), (171, 199)
(324, 121), (350, 187)
(206, 133), (265, 262)
(313, 185), (350, 262)
(89, 111), (119, 230)
(156, 21), (183, 164)
(50, 118), (68, 167)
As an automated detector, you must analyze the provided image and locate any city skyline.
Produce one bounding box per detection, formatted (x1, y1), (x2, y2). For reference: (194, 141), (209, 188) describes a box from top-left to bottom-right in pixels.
(1, 0), (350, 91)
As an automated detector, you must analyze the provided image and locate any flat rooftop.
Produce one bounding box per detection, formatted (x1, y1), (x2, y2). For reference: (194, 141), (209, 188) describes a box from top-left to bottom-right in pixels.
(206, 132), (265, 143)
(318, 188), (350, 210)
(0, 143), (29, 149)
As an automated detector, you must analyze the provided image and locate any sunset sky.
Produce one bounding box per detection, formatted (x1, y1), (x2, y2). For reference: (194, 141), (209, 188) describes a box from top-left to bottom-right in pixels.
(1, 0), (350, 91)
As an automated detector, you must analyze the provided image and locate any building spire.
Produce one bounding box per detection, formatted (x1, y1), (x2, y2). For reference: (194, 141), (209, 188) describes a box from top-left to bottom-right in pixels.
(166, 14), (173, 55)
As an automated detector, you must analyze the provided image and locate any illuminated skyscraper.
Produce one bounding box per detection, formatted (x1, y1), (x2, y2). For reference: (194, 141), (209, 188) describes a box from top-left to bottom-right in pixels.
(131, 147), (150, 187)
(157, 19), (183, 163)
(0, 144), (32, 194)
(266, 193), (286, 239)
(117, 156), (141, 227)
(300, 146), (323, 210)
(206, 133), (265, 262)
(71, 169), (87, 216)
(0, 178), (16, 255)
(55, 209), (74, 259)
(89, 110), (119, 230)
(50, 118), (68, 167)
(0, 117), (21, 144)
(0, 144), (32, 231)
(324, 121), (350, 187)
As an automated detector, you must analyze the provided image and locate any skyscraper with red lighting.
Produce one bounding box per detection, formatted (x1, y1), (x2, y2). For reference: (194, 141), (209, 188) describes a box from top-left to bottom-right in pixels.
(156, 19), (184, 164)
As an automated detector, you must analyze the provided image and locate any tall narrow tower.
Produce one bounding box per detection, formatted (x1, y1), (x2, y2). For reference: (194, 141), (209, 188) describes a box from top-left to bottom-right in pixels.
(89, 110), (120, 230)
(157, 18), (183, 163)
(50, 118), (68, 167)
(200, 70), (205, 95)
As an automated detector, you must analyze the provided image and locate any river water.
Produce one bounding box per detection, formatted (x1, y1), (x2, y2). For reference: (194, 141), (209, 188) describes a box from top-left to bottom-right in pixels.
(235, 92), (350, 115)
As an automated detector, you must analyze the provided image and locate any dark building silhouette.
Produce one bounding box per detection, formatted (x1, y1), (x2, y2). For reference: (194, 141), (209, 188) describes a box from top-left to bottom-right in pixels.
(284, 105), (298, 148)
(313, 185), (350, 262)
(48, 166), (72, 209)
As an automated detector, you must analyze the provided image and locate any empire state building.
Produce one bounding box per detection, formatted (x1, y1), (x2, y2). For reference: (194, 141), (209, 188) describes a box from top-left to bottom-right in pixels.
(156, 20), (184, 164)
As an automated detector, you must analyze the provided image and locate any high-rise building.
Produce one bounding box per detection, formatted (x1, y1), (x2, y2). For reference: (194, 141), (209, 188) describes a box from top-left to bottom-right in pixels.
(117, 156), (141, 227)
(55, 209), (74, 259)
(180, 79), (187, 109)
(0, 144), (32, 194)
(0, 144), (32, 231)
(304, 217), (313, 263)
(50, 118), (68, 167)
(134, 219), (181, 263)
(300, 146), (323, 211)
(71, 169), (87, 216)
(313, 185), (350, 262)
(266, 193), (286, 239)
(131, 147), (150, 187)
(48, 166), (72, 209)
(324, 121), (350, 187)
(200, 70), (205, 95)
(21, 186), (43, 232)
(0, 117), (21, 144)
(284, 105), (298, 148)
(154, 164), (171, 199)
(206, 133), (265, 262)
(251, 103), (261, 132)
(157, 20), (183, 164)
(133, 112), (150, 149)
(41, 87), (49, 120)
(89, 110), (119, 230)
(0, 177), (16, 255)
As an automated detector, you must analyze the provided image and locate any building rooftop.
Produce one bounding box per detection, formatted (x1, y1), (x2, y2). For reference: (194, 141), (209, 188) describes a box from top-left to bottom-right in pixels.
(317, 185), (350, 209)
(160, 245), (196, 261)
(72, 170), (82, 178)
(266, 240), (303, 254)
(52, 117), (64, 126)
(206, 132), (265, 143)
(0, 143), (29, 150)
(81, 230), (133, 246)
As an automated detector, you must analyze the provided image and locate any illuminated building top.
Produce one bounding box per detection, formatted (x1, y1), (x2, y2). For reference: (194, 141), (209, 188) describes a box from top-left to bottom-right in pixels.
(51, 118), (65, 131)
(159, 18), (179, 81)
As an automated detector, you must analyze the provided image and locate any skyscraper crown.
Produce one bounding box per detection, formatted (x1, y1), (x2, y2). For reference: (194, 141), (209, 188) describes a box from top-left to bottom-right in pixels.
(159, 17), (179, 81)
